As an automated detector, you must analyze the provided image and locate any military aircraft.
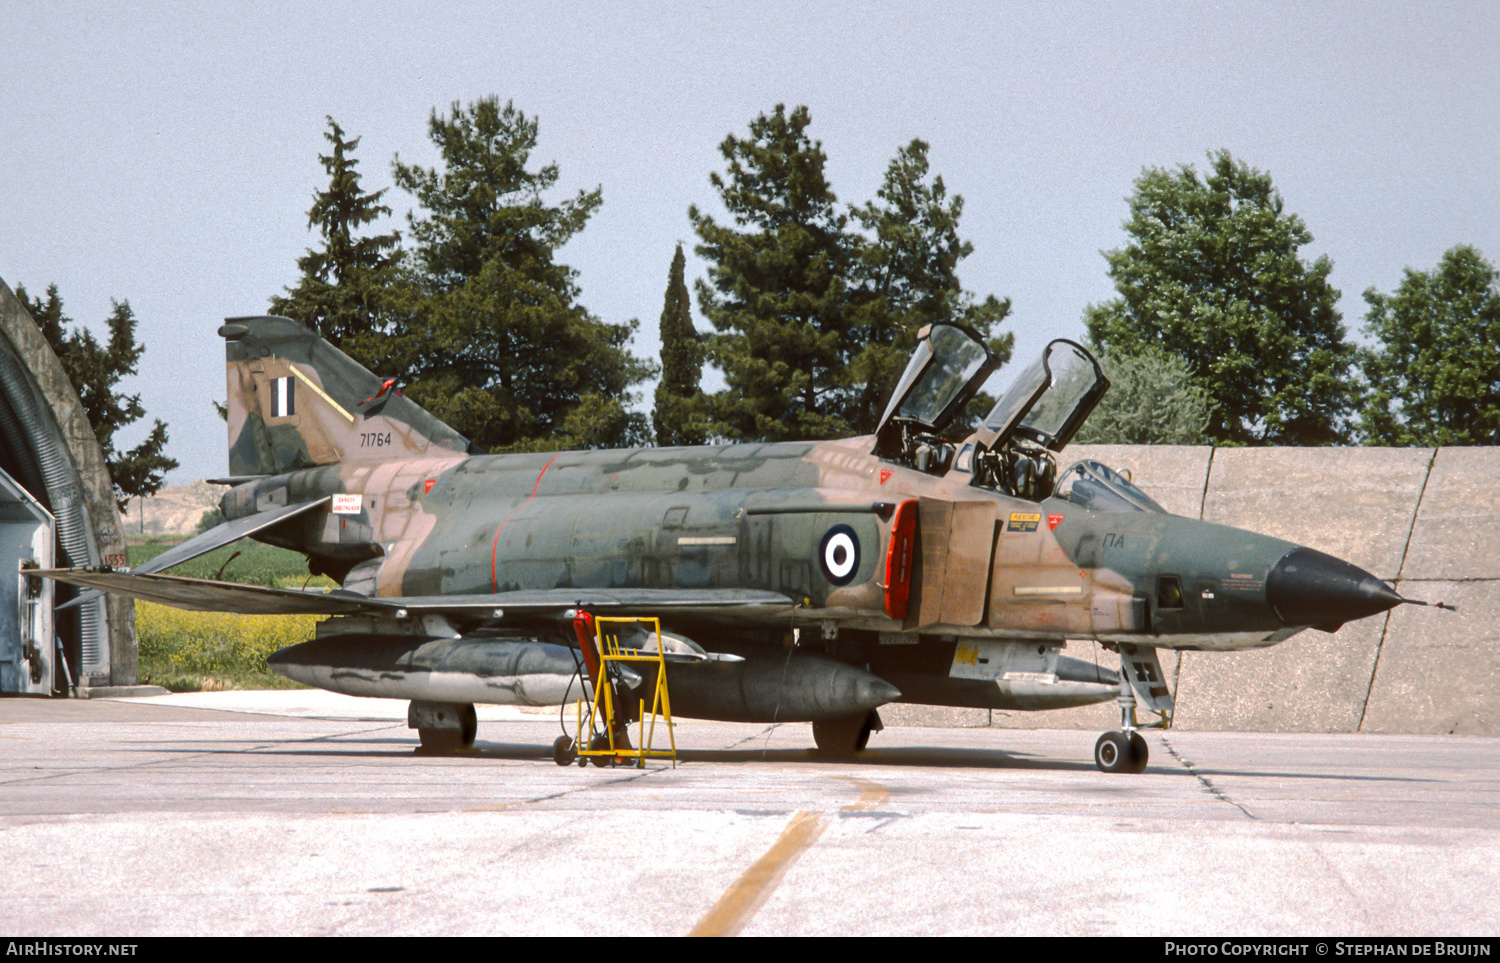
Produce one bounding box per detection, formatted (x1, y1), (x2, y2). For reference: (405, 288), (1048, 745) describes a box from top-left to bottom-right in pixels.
(44, 317), (1421, 772)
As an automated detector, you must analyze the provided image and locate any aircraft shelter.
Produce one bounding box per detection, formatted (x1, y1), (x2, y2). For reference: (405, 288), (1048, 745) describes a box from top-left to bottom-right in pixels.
(0, 277), (133, 694)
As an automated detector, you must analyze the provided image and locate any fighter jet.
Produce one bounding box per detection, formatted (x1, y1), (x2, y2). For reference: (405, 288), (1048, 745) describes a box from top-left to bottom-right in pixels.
(45, 318), (1421, 772)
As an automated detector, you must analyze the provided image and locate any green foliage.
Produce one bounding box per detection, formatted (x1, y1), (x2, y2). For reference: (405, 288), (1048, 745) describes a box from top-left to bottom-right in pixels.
(385, 97), (653, 451)
(1073, 347), (1211, 445)
(692, 105), (855, 442)
(652, 244), (709, 446)
(1085, 151), (1357, 446)
(269, 117), (401, 370)
(195, 507), (226, 533)
(17, 285), (177, 508)
(692, 108), (1011, 442)
(127, 537), (326, 587)
(848, 140), (1013, 433)
(136, 601), (314, 691)
(1359, 245), (1500, 446)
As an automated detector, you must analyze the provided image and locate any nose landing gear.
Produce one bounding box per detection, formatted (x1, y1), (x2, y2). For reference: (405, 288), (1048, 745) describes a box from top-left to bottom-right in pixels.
(1094, 729), (1149, 773)
(1094, 645), (1171, 774)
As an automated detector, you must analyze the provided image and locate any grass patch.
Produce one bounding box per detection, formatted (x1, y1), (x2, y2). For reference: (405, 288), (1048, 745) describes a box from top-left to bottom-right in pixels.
(127, 537), (328, 589)
(129, 536), (333, 692)
(136, 601), (318, 692)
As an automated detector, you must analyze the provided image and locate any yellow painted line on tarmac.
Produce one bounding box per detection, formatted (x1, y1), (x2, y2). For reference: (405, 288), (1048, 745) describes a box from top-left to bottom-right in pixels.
(842, 777), (890, 811)
(688, 809), (828, 937)
(690, 777), (890, 936)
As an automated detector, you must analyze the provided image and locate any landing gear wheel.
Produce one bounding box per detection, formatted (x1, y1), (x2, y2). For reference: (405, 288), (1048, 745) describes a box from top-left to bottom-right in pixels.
(589, 733), (614, 767)
(812, 711), (878, 758)
(410, 702), (478, 753)
(1094, 730), (1147, 773)
(418, 728), (465, 752)
(553, 735), (576, 767)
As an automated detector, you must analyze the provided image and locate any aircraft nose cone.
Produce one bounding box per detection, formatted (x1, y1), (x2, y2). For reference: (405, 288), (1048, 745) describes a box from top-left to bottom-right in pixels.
(1265, 547), (1404, 628)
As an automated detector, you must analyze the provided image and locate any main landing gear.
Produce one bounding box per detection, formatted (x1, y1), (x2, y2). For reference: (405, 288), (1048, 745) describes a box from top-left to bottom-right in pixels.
(812, 710), (882, 758)
(409, 700), (478, 754)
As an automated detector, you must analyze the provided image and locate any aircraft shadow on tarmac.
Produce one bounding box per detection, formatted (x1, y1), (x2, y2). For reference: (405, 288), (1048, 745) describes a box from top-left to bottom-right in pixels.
(124, 732), (1099, 771)
(107, 730), (1436, 783)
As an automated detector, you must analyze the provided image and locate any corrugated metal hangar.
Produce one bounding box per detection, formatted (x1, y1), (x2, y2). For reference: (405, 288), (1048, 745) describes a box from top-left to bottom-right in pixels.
(0, 278), (133, 694)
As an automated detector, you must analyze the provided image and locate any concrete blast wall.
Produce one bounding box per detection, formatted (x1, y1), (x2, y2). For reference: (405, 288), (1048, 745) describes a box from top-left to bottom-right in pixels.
(963, 444), (1498, 735)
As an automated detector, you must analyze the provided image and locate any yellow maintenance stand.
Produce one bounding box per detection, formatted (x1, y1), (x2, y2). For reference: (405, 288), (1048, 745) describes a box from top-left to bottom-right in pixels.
(571, 616), (677, 769)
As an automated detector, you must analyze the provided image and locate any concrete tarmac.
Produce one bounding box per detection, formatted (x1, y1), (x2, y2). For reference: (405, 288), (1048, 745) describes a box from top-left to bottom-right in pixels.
(1, 691), (1497, 937)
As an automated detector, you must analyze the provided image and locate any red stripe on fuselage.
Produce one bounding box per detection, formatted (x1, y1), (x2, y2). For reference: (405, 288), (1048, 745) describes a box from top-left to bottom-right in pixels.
(490, 454), (561, 592)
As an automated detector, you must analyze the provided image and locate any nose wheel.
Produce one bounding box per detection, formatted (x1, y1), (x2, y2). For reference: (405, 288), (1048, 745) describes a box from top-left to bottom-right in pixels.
(1094, 730), (1148, 773)
(1094, 645), (1170, 773)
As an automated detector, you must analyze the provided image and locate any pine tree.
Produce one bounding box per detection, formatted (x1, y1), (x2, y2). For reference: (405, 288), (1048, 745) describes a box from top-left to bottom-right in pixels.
(17, 285), (177, 509)
(848, 139), (1013, 432)
(1085, 151), (1357, 445)
(690, 105), (857, 442)
(652, 244), (706, 446)
(270, 117), (401, 370)
(386, 98), (652, 451)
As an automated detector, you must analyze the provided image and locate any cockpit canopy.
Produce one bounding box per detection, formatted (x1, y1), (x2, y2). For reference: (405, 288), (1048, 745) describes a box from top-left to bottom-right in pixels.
(974, 339), (1109, 453)
(1053, 460), (1167, 514)
(875, 322), (997, 435)
(874, 328), (1111, 498)
(872, 323), (999, 474)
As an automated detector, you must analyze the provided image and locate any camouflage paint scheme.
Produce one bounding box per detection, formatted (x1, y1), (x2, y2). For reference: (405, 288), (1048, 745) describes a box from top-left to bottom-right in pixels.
(47, 317), (1407, 767)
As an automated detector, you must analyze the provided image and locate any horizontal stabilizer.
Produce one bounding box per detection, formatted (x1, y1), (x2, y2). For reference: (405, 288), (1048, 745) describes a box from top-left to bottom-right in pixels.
(55, 497), (334, 612)
(135, 497), (332, 575)
(41, 568), (381, 615)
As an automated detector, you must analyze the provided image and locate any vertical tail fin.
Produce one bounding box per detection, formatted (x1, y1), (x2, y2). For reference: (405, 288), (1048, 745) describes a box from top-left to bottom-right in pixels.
(220, 316), (473, 477)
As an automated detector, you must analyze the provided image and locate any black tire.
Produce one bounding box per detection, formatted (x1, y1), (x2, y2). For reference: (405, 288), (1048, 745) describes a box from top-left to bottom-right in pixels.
(1094, 730), (1135, 773)
(590, 733), (613, 767)
(553, 735), (576, 767)
(812, 712), (876, 757)
(417, 728), (464, 752)
(1127, 731), (1149, 773)
(457, 704), (478, 747)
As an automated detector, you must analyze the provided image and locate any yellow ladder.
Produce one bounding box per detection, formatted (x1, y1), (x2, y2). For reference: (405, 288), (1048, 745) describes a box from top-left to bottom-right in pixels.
(574, 616), (677, 769)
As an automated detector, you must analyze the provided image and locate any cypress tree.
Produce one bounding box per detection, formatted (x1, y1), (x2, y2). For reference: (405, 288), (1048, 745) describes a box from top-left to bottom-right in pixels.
(652, 244), (706, 446)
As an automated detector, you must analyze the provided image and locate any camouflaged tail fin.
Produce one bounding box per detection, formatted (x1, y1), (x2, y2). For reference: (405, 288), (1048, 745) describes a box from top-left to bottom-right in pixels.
(220, 316), (473, 477)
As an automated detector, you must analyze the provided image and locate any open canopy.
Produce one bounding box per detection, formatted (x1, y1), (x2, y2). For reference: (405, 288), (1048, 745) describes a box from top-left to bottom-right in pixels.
(975, 339), (1108, 453)
(875, 322), (997, 439)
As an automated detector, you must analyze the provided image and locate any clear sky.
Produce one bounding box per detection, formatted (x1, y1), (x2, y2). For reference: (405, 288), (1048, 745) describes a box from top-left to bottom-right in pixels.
(3, 0), (1497, 483)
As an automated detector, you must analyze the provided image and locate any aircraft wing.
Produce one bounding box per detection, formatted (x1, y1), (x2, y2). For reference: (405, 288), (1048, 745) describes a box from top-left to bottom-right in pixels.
(38, 568), (797, 621)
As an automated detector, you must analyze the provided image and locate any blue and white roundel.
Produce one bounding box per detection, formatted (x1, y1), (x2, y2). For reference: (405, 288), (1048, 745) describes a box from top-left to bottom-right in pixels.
(819, 525), (861, 585)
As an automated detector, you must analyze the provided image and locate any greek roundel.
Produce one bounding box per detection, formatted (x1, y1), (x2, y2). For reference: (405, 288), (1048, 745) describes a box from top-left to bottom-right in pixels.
(819, 524), (861, 585)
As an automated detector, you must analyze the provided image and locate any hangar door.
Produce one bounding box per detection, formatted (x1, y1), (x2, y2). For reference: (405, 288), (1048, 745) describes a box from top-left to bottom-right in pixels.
(0, 466), (53, 693)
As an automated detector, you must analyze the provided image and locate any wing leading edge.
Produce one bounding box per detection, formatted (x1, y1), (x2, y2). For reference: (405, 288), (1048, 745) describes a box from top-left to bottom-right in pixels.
(38, 568), (796, 621)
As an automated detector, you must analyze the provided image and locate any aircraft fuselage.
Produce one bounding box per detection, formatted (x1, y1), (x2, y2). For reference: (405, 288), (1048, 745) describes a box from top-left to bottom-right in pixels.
(225, 434), (1367, 656)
